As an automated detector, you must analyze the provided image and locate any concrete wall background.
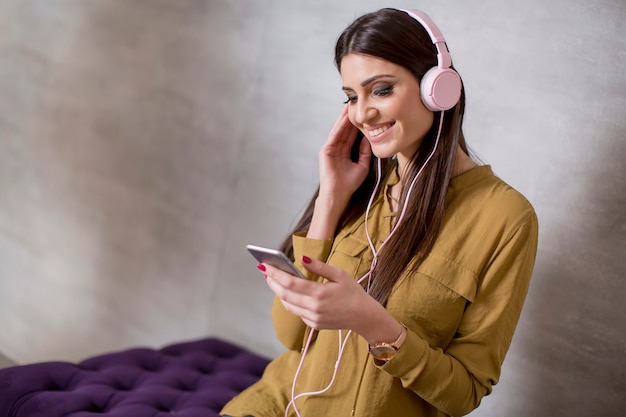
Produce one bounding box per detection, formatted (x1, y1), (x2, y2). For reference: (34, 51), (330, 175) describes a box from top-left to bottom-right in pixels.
(0, 0), (624, 415)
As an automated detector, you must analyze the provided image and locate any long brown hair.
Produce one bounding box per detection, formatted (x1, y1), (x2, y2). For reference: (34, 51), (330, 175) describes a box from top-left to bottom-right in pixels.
(280, 8), (469, 305)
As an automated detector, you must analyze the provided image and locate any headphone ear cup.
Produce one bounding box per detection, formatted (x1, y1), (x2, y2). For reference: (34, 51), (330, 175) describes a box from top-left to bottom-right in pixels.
(420, 67), (462, 112)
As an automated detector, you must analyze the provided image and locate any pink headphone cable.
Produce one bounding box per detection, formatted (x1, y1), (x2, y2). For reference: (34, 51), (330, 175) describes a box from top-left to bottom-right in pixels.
(286, 111), (445, 417)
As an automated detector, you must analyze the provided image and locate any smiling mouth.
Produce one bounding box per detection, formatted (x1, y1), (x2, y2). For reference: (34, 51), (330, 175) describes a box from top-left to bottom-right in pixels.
(368, 123), (394, 138)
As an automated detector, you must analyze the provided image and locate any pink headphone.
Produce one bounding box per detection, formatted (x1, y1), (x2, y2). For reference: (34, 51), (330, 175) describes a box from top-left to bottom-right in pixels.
(399, 9), (462, 112)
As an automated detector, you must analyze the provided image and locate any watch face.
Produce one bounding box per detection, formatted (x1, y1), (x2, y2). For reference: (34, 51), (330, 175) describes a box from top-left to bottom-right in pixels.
(369, 345), (397, 361)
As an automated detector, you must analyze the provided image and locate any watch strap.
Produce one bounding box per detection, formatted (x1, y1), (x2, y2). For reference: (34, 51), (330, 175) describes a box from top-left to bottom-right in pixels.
(368, 322), (407, 362)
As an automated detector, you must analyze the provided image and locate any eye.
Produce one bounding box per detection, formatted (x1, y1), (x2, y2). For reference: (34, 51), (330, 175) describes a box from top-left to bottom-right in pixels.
(343, 95), (357, 104)
(374, 85), (394, 97)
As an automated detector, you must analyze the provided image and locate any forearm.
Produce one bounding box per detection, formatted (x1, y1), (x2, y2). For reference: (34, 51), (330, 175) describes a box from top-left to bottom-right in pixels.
(306, 193), (350, 240)
(381, 330), (489, 416)
(380, 214), (538, 416)
(353, 297), (406, 347)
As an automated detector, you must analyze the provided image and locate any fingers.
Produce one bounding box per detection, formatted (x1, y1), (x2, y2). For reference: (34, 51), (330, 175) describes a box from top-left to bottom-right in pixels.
(260, 263), (320, 312)
(259, 263), (323, 324)
(325, 106), (347, 142)
(258, 258), (365, 331)
(326, 105), (358, 149)
(328, 104), (349, 136)
(300, 256), (348, 284)
(357, 137), (372, 168)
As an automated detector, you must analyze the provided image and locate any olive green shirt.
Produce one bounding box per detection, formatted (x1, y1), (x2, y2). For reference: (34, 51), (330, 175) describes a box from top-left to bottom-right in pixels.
(222, 165), (538, 417)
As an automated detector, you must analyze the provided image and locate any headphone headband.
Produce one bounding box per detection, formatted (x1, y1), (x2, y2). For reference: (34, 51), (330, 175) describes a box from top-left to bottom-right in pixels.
(396, 8), (462, 111)
(399, 9), (446, 41)
(398, 9), (452, 68)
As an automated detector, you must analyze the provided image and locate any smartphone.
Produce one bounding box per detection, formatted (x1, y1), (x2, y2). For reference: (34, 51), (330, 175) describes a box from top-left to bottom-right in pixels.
(246, 245), (307, 279)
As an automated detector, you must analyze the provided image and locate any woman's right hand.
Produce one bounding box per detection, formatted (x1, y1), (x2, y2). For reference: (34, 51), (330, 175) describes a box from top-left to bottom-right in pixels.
(318, 105), (371, 204)
(307, 105), (372, 240)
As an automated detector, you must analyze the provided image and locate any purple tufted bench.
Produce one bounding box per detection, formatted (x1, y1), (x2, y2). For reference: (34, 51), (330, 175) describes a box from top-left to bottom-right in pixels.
(0, 338), (269, 417)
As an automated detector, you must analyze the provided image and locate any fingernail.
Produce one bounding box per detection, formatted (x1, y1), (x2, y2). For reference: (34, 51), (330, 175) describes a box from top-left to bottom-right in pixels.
(257, 264), (266, 272)
(302, 256), (312, 264)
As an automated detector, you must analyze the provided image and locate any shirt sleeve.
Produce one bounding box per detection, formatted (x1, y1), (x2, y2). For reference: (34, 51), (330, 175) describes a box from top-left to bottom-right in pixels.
(271, 232), (333, 350)
(379, 212), (539, 416)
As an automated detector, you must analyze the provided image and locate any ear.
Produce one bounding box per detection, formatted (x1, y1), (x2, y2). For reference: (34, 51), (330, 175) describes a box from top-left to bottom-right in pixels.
(420, 67), (462, 111)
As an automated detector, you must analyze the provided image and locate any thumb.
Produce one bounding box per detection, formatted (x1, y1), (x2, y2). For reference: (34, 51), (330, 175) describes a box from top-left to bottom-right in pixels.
(301, 256), (346, 283)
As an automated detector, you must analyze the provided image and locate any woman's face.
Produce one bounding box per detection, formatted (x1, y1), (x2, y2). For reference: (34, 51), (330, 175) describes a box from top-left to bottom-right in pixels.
(340, 53), (434, 170)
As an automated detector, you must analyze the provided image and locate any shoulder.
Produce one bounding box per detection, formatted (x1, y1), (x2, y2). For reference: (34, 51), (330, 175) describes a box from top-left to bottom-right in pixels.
(433, 166), (538, 274)
(406, 167), (538, 299)
(447, 165), (537, 233)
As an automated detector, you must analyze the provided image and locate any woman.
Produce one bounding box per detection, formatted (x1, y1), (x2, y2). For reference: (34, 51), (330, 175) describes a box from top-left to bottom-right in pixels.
(222, 7), (538, 417)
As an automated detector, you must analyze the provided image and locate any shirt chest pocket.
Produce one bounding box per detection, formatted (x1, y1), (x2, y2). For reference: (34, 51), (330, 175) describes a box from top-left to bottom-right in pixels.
(326, 235), (374, 281)
(387, 254), (478, 347)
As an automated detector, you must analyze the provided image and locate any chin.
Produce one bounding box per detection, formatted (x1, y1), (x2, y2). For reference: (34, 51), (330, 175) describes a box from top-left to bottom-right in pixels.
(370, 146), (397, 160)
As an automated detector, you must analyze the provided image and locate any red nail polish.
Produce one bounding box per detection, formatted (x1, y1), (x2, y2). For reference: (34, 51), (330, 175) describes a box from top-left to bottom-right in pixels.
(257, 264), (266, 272)
(302, 256), (312, 264)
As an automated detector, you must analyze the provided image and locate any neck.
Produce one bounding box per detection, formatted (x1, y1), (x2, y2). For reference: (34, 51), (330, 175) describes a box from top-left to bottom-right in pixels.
(392, 146), (476, 200)
(451, 146), (477, 178)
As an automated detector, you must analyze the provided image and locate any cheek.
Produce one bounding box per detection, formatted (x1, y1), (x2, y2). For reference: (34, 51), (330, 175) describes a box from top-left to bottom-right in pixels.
(402, 97), (434, 133)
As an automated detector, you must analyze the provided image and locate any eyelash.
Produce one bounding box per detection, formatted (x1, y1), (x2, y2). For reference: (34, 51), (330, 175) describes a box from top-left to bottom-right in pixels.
(343, 85), (394, 104)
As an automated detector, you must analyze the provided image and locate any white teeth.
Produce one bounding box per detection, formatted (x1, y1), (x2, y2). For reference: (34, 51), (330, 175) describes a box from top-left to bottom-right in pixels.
(368, 124), (391, 137)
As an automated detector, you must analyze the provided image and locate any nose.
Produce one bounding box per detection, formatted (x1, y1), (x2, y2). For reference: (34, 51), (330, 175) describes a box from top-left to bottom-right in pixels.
(354, 99), (377, 125)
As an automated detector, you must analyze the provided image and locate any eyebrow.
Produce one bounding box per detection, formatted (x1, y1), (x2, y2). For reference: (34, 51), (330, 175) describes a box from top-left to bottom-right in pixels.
(342, 74), (396, 91)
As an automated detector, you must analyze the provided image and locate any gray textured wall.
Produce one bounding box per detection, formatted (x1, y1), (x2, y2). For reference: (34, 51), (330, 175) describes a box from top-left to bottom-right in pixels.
(0, 0), (624, 415)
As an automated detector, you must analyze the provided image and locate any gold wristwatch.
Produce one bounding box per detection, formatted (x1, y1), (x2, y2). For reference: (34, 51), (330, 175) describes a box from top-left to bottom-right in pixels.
(368, 323), (407, 363)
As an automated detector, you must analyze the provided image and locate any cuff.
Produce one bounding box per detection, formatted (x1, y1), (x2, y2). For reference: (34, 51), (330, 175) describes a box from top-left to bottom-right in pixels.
(292, 232), (333, 280)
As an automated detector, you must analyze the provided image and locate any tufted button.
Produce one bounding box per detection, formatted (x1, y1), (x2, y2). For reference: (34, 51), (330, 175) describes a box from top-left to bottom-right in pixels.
(113, 381), (133, 391)
(87, 403), (104, 413)
(176, 383), (194, 392)
(139, 363), (161, 372)
(154, 404), (172, 413)
(45, 381), (64, 392)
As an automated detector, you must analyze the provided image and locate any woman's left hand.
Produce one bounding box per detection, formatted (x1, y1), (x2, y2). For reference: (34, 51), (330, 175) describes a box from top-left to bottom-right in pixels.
(260, 257), (399, 343)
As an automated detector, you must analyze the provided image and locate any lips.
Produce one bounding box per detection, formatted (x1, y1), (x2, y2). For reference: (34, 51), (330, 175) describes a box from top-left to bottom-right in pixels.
(367, 122), (394, 138)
